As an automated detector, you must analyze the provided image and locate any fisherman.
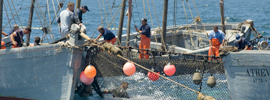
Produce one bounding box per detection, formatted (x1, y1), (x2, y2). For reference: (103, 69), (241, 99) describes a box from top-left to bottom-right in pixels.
(10, 27), (31, 47)
(208, 25), (225, 60)
(234, 34), (252, 50)
(1, 31), (8, 37)
(29, 36), (41, 47)
(57, 2), (74, 38)
(68, 5), (89, 31)
(134, 18), (151, 59)
(74, 5), (89, 25)
(8, 24), (19, 36)
(94, 26), (116, 45)
(102, 81), (129, 98)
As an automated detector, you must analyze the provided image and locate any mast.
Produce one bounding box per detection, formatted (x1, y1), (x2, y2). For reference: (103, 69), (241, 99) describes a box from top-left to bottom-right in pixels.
(26, 0), (35, 46)
(117, 0), (127, 46)
(220, 0), (225, 35)
(76, 0), (81, 9)
(0, 0), (2, 43)
(161, 0), (168, 51)
(125, 0), (132, 58)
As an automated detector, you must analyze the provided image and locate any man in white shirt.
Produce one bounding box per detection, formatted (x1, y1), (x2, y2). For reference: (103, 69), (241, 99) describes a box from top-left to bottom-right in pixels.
(57, 2), (75, 38)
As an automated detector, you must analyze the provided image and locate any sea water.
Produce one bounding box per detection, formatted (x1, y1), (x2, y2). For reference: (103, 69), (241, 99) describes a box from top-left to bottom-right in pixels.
(2, 0), (270, 43)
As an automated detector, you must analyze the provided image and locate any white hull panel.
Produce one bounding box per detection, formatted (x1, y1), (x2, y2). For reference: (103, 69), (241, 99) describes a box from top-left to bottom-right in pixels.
(222, 50), (270, 100)
(0, 44), (77, 100)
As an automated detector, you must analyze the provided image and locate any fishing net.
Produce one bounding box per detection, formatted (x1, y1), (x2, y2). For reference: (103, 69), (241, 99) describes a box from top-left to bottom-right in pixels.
(87, 46), (230, 100)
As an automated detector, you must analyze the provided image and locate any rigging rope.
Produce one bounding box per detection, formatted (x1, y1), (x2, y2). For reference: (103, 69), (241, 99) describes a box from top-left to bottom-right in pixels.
(186, 0), (197, 30)
(134, 0), (141, 22)
(6, 0), (17, 25)
(102, 0), (109, 27)
(192, 0), (207, 35)
(90, 0), (120, 38)
(3, 1), (12, 30)
(36, 0), (55, 42)
(47, 0), (52, 31)
(106, 0), (118, 34)
(181, 0), (195, 49)
(2, 0), (24, 30)
(11, 0), (23, 28)
(142, 0), (147, 18)
(50, 0), (59, 41)
(146, 0), (159, 50)
(98, 0), (104, 26)
(34, 1), (51, 43)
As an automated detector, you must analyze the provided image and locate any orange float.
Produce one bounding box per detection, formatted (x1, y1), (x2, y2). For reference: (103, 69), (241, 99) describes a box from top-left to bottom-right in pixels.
(1, 41), (6, 49)
(84, 65), (97, 78)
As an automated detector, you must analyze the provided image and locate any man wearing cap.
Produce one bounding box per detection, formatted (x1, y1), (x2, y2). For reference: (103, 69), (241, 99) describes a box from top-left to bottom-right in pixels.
(208, 26), (225, 60)
(94, 26), (116, 45)
(57, 2), (74, 38)
(234, 34), (252, 50)
(134, 18), (151, 59)
(68, 5), (89, 32)
(74, 5), (89, 25)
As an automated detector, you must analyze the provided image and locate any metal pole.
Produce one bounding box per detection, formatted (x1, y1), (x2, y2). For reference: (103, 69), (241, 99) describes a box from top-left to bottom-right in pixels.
(125, 0), (132, 58)
(0, 0), (3, 43)
(76, 0), (81, 9)
(220, 0), (225, 35)
(26, 0), (35, 46)
(117, 0), (126, 46)
(161, 0), (168, 51)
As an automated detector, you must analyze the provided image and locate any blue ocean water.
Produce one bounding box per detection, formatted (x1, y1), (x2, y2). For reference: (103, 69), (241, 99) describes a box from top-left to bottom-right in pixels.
(2, 0), (270, 43)
(1, 0), (269, 99)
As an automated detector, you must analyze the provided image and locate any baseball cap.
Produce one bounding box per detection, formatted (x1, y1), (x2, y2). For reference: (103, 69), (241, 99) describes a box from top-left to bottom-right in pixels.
(81, 5), (89, 11)
(235, 34), (241, 42)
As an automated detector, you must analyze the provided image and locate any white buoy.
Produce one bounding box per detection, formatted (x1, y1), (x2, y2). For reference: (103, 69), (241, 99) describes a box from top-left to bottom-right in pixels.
(207, 76), (216, 88)
(192, 72), (202, 85)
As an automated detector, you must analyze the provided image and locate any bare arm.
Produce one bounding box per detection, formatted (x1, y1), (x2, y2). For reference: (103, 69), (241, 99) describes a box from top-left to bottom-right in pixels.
(209, 40), (212, 46)
(220, 39), (225, 46)
(244, 45), (248, 50)
(134, 25), (142, 33)
(2, 31), (8, 37)
(94, 33), (103, 41)
(10, 32), (18, 46)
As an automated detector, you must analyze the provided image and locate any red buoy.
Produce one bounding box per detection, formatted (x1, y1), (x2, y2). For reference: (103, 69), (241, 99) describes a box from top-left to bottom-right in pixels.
(80, 71), (94, 85)
(163, 63), (176, 76)
(148, 72), (160, 81)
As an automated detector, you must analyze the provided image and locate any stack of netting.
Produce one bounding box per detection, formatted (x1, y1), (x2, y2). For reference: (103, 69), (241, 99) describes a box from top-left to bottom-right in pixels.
(89, 48), (229, 100)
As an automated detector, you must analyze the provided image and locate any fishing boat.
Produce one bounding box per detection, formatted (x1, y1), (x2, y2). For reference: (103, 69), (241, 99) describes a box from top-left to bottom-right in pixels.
(0, 0), (90, 99)
(222, 36), (270, 100)
(97, 0), (254, 55)
(0, 0), (259, 100)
